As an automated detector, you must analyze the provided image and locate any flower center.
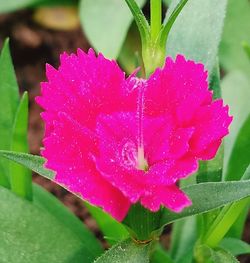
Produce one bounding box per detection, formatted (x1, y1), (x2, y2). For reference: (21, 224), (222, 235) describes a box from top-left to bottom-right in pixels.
(121, 141), (148, 171)
(137, 146), (148, 171)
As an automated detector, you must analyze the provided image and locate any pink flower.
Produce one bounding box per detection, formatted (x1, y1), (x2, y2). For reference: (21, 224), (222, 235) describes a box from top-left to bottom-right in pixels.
(36, 49), (232, 221)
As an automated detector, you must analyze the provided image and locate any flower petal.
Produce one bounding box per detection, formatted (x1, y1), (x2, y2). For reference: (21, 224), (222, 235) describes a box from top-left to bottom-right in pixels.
(36, 49), (137, 131)
(144, 55), (212, 126)
(140, 184), (192, 212)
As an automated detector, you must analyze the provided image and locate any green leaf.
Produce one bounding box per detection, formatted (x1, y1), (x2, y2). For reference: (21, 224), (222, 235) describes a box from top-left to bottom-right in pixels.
(85, 203), (129, 245)
(94, 239), (150, 263)
(220, 238), (250, 256)
(159, 0), (188, 49)
(10, 92), (32, 200)
(226, 208), (249, 239)
(161, 179), (250, 226)
(124, 0), (150, 46)
(80, 0), (147, 59)
(225, 115), (250, 181)
(202, 166), (250, 247)
(150, 245), (174, 263)
(0, 151), (54, 180)
(195, 245), (239, 263)
(0, 185), (101, 263)
(169, 217), (197, 262)
(33, 184), (103, 255)
(219, 0), (250, 75)
(211, 248), (239, 263)
(0, 39), (19, 186)
(222, 71), (250, 179)
(166, 0), (227, 74)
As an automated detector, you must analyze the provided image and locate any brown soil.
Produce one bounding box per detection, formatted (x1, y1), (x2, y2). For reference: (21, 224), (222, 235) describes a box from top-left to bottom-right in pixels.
(0, 9), (249, 262)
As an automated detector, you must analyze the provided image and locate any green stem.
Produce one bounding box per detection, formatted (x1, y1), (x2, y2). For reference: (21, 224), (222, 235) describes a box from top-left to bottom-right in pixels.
(150, 0), (162, 41)
(203, 197), (250, 248)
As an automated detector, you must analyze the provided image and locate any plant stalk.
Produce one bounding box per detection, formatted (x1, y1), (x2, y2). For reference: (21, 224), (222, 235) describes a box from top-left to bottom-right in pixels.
(150, 0), (162, 41)
(203, 197), (250, 248)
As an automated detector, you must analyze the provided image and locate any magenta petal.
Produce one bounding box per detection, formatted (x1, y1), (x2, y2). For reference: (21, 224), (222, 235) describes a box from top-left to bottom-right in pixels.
(140, 185), (192, 212)
(144, 55), (211, 121)
(190, 100), (232, 158)
(146, 157), (198, 185)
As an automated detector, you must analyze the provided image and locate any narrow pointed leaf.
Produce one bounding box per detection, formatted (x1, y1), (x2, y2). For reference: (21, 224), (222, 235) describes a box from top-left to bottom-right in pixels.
(0, 151), (54, 180)
(10, 92), (32, 200)
(159, 0), (188, 48)
(161, 179), (250, 226)
(169, 217), (197, 261)
(0, 39), (19, 184)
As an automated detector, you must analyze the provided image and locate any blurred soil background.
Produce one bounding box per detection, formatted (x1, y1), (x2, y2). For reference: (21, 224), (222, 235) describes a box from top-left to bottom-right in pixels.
(0, 8), (249, 262)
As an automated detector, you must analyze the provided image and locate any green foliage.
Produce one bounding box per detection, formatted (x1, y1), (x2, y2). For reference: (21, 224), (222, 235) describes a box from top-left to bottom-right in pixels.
(220, 238), (250, 256)
(169, 217), (197, 263)
(0, 184), (102, 263)
(0, 151), (54, 180)
(166, 0), (227, 75)
(225, 115), (250, 181)
(0, 40), (19, 186)
(33, 184), (103, 254)
(222, 72), (250, 179)
(85, 203), (129, 245)
(94, 239), (150, 263)
(195, 245), (239, 263)
(150, 245), (174, 263)
(80, 0), (146, 59)
(210, 248), (239, 263)
(10, 92), (32, 200)
(219, 0), (250, 75)
(161, 179), (250, 226)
